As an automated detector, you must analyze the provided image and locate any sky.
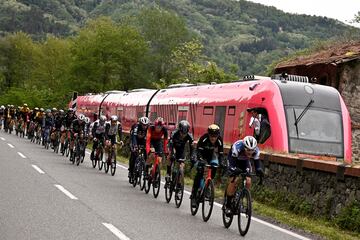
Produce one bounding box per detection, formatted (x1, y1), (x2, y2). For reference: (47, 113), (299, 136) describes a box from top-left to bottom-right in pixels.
(247, 0), (360, 28)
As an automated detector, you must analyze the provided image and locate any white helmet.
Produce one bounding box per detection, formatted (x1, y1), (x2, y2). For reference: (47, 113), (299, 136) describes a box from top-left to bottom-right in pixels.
(139, 116), (150, 125)
(110, 115), (118, 121)
(0, 105), (4, 109)
(85, 117), (90, 124)
(78, 114), (85, 121)
(99, 115), (107, 123)
(243, 136), (257, 150)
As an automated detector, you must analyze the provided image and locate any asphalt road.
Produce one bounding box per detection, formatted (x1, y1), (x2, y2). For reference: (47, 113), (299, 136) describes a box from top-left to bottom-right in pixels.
(0, 131), (312, 240)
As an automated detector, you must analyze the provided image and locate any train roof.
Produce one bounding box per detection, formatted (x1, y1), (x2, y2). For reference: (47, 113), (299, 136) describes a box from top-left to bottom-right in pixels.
(274, 80), (341, 111)
(150, 78), (278, 105)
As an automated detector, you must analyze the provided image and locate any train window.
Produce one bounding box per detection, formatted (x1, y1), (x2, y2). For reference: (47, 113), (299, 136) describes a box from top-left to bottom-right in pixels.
(203, 106), (214, 115)
(248, 108), (271, 144)
(228, 106), (236, 116)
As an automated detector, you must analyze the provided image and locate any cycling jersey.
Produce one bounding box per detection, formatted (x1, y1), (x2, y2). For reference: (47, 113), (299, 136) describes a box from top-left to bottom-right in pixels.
(196, 133), (224, 164)
(169, 130), (194, 160)
(105, 121), (122, 145)
(130, 123), (147, 147)
(146, 125), (168, 154)
(92, 120), (106, 136)
(71, 119), (85, 134)
(228, 140), (260, 172)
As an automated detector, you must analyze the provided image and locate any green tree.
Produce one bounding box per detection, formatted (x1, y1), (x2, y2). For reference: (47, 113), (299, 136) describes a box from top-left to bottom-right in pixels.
(136, 7), (191, 84)
(71, 17), (150, 92)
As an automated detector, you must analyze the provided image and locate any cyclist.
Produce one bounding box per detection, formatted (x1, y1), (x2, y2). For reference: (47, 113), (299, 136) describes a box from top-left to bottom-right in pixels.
(70, 114), (86, 158)
(0, 105), (4, 129)
(128, 116), (150, 182)
(223, 136), (263, 215)
(104, 115), (123, 161)
(145, 117), (168, 178)
(51, 109), (63, 148)
(190, 124), (225, 207)
(165, 120), (195, 182)
(20, 103), (30, 133)
(42, 109), (54, 146)
(90, 115), (107, 160)
(60, 108), (76, 153)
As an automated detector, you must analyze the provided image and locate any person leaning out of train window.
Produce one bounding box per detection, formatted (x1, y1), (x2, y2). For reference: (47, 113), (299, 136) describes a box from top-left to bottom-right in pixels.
(145, 117), (168, 178)
(166, 120), (195, 183)
(190, 124), (227, 207)
(224, 136), (263, 215)
(128, 116), (150, 183)
(247, 108), (261, 139)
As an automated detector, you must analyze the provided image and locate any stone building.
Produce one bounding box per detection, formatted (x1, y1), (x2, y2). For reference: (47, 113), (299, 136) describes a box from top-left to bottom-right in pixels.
(274, 42), (360, 163)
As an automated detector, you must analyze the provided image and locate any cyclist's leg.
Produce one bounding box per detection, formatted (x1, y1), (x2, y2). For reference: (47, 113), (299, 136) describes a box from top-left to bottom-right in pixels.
(191, 165), (204, 198)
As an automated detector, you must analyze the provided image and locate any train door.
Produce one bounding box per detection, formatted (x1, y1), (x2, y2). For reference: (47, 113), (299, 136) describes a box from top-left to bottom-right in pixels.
(214, 106), (226, 138)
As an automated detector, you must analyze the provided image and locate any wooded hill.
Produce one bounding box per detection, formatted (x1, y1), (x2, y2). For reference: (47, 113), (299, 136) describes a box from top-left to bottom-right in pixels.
(1, 0), (358, 75)
(0, 1), (359, 108)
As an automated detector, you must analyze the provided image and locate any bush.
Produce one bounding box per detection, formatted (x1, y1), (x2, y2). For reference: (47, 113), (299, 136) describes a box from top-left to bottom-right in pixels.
(335, 201), (360, 233)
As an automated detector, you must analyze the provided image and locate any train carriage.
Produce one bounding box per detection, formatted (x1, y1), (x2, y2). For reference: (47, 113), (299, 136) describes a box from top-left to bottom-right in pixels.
(71, 75), (352, 163)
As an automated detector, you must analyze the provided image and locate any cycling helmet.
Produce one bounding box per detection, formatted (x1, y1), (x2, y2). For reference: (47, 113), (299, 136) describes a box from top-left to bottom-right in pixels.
(99, 115), (107, 123)
(52, 107), (57, 112)
(46, 109), (51, 113)
(139, 116), (150, 125)
(85, 117), (90, 124)
(154, 117), (165, 127)
(68, 108), (74, 113)
(34, 107), (39, 111)
(78, 114), (85, 121)
(110, 115), (118, 122)
(208, 124), (220, 136)
(40, 108), (44, 112)
(178, 120), (190, 134)
(59, 109), (64, 114)
(243, 136), (257, 151)
(1, 105), (4, 109)
(23, 103), (28, 107)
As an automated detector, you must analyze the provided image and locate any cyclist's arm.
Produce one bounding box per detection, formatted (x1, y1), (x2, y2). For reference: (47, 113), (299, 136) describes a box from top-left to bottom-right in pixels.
(131, 126), (138, 146)
(188, 133), (195, 159)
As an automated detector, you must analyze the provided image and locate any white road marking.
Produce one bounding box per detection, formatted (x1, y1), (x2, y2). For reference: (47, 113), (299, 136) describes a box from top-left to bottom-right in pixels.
(0, 137), (5, 141)
(32, 165), (45, 174)
(102, 223), (131, 240)
(116, 164), (127, 170)
(115, 162), (310, 240)
(17, 152), (26, 158)
(54, 185), (78, 200)
(7, 143), (14, 148)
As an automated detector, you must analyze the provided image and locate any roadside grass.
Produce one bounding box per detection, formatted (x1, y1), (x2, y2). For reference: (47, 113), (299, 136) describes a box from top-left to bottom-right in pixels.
(111, 153), (359, 240)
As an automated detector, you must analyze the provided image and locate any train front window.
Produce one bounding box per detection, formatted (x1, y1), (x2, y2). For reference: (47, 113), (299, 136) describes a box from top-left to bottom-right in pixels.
(286, 107), (343, 156)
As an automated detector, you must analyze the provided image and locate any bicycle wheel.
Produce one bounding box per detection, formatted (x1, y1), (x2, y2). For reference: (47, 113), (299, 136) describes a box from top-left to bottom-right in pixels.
(76, 144), (81, 166)
(98, 151), (104, 170)
(152, 165), (161, 198)
(104, 157), (110, 173)
(190, 193), (200, 216)
(70, 149), (75, 164)
(164, 176), (173, 203)
(222, 192), (233, 228)
(91, 153), (97, 168)
(238, 188), (252, 236)
(140, 163), (146, 191)
(202, 179), (214, 222)
(110, 151), (116, 176)
(65, 142), (70, 157)
(144, 170), (151, 194)
(174, 171), (184, 208)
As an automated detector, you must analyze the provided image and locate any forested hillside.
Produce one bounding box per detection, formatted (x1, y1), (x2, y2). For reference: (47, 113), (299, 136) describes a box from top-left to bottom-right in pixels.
(0, 0), (359, 108)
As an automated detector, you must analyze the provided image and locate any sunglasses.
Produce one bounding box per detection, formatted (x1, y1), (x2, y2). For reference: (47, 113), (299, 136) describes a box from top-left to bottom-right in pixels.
(245, 148), (255, 153)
